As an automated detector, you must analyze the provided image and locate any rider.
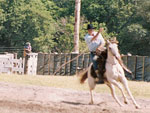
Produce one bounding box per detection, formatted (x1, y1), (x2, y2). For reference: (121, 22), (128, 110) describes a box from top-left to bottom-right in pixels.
(24, 42), (32, 57)
(84, 24), (105, 83)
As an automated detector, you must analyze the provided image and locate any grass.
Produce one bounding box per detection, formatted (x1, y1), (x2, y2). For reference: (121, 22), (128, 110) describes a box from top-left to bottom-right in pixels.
(0, 74), (150, 99)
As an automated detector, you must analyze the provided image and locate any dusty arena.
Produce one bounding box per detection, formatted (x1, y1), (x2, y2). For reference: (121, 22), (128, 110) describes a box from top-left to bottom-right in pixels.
(0, 82), (149, 113)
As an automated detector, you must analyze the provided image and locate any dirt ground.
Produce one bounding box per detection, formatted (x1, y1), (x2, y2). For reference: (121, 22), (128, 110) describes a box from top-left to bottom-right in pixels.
(0, 82), (149, 113)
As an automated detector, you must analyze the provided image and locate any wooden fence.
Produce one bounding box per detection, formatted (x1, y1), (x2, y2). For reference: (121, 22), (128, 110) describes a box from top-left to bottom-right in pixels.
(36, 53), (150, 81)
(0, 52), (150, 82)
(122, 55), (150, 81)
(36, 53), (89, 75)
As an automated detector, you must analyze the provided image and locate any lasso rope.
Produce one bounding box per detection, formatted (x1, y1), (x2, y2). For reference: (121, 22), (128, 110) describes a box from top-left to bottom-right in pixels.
(53, 52), (85, 75)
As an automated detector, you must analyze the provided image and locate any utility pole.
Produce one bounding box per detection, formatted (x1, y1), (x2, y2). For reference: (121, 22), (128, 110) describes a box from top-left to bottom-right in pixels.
(74, 0), (81, 53)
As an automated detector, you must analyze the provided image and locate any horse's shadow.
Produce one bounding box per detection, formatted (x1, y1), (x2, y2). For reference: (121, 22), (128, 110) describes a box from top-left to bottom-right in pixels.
(61, 101), (106, 106)
(61, 101), (86, 105)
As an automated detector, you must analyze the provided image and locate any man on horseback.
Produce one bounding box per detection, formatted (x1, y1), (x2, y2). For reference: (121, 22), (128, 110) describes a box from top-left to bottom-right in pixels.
(84, 24), (106, 83)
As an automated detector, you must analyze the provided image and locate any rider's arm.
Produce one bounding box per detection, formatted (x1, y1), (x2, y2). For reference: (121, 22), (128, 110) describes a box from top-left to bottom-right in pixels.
(91, 28), (103, 42)
(97, 34), (106, 51)
(91, 31), (100, 41)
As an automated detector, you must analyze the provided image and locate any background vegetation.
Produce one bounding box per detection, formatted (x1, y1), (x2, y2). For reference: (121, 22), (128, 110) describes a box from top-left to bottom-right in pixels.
(0, 0), (150, 56)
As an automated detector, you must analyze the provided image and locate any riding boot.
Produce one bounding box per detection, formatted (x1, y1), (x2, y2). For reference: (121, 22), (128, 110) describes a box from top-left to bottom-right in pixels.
(95, 70), (104, 84)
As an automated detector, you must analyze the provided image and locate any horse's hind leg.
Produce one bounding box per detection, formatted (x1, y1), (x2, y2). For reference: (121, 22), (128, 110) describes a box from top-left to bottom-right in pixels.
(87, 63), (96, 105)
(107, 83), (124, 107)
(88, 75), (96, 104)
(89, 90), (94, 104)
(121, 78), (140, 109)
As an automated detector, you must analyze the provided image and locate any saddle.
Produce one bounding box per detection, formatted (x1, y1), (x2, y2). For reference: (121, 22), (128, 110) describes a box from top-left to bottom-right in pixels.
(91, 49), (107, 80)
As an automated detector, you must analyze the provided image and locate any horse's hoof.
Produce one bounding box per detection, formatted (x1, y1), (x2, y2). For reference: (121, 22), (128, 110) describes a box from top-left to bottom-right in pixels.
(89, 102), (93, 105)
(135, 105), (140, 109)
(124, 101), (128, 104)
(119, 104), (124, 107)
(124, 100), (129, 104)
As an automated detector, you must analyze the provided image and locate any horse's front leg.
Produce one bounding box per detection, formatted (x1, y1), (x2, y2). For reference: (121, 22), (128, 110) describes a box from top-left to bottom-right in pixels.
(121, 78), (140, 109)
(107, 83), (124, 107)
(110, 79), (129, 104)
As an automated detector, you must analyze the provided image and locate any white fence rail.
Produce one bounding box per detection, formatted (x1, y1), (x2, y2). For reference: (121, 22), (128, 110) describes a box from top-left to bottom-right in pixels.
(0, 53), (37, 75)
(12, 58), (24, 74)
(0, 53), (24, 74)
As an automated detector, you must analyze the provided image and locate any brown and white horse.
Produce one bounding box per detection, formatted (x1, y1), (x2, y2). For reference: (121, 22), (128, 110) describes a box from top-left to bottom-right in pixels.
(79, 39), (140, 109)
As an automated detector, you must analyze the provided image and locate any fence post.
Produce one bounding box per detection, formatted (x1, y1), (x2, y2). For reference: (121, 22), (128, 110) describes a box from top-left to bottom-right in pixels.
(77, 53), (84, 69)
(24, 55), (29, 74)
(53, 53), (61, 75)
(135, 56), (144, 81)
(70, 53), (78, 75)
(60, 53), (66, 75)
(27, 53), (38, 75)
(65, 53), (71, 75)
(127, 56), (136, 80)
(144, 56), (150, 81)
(37, 53), (45, 75)
(43, 53), (49, 75)
(83, 53), (90, 68)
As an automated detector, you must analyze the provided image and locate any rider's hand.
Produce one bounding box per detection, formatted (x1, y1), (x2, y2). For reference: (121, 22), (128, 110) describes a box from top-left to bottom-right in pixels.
(96, 48), (101, 53)
(99, 28), (103, 33)
(96, 47), (105, 53)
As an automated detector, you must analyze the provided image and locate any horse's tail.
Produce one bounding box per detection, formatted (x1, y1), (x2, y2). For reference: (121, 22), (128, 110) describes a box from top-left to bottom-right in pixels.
(79, 69), (88, 84)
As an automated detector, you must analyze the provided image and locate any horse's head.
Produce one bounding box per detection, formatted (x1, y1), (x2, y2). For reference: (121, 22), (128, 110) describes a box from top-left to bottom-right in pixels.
(106, 38), (132, 74)
(106, 38), (120, 59)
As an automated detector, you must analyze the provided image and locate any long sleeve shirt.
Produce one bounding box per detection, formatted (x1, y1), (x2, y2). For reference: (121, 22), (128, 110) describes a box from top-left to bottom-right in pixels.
(84, 31), (105, 52)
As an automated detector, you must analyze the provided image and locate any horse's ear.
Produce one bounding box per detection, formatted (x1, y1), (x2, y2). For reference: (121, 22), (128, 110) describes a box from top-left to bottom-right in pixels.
(113, 37), (119, 44)
(113, 37), (116, 41)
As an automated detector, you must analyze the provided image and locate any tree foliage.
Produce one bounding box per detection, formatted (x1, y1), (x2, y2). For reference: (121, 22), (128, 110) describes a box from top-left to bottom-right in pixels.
(0, 0), (56, 52)
(118, 24), (149, 55)
(0, 0), (150, 55)
(118, 0), (150, 55)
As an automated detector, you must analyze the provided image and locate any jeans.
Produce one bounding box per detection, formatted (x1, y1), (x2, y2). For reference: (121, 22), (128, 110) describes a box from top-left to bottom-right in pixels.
(90, 52), (98, 70)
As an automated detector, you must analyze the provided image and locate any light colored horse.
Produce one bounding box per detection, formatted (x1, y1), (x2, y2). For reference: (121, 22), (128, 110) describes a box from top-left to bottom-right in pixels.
(79, 39), (140, 109)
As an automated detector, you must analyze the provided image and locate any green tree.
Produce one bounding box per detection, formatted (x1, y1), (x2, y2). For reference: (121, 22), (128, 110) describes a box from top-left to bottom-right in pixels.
(53, 16), (75, 53)
(0, 0), (56, 53)
(136, 0), (150, 29)
(118, 0), (150, 55)
(52, 0), (75, 17)
(0, 0), (150, 56)
(118, 24), (150, 55)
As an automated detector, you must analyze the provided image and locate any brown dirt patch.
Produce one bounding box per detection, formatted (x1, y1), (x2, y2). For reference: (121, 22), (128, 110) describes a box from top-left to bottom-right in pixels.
(0, 82), (149, 113)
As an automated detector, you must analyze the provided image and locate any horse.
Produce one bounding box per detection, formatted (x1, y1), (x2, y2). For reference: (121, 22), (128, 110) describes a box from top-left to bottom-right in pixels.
(79, 39), (140, 109)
